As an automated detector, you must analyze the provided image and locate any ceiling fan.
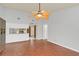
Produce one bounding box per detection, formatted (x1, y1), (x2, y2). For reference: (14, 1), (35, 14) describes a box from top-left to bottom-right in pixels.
(32, 3), (49, 21)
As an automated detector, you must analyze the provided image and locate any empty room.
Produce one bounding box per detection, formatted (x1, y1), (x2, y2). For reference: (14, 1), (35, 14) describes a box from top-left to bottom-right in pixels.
(0, 3), (79, 56)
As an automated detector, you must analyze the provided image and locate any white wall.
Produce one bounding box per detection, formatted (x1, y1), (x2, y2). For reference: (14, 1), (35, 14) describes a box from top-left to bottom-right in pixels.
(0, 6), (30, 43)
(49, 6), (79, 52)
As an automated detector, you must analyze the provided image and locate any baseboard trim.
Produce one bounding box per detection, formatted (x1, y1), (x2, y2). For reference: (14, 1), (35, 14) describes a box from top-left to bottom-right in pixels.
(6, 39), (46, 44)
(48, 40), (79, 53)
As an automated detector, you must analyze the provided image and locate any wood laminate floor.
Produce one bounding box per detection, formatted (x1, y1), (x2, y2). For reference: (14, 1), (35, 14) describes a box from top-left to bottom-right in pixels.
(0, 40), (79, 56)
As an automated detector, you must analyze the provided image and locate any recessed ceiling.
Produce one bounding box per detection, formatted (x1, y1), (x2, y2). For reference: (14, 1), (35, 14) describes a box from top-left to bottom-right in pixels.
(0, 3), (79, 13)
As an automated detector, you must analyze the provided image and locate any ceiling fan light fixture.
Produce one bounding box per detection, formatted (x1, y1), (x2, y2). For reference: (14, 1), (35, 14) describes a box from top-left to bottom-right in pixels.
(32, 3), (49, 21)
(37, 14), (42, 17)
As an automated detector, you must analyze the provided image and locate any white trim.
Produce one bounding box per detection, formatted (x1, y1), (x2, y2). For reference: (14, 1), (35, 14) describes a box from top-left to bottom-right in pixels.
(48, 40), (79, 53)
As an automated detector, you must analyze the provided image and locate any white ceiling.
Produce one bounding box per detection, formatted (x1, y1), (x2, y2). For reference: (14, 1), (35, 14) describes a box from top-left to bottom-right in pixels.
(0, 3), (79, 13)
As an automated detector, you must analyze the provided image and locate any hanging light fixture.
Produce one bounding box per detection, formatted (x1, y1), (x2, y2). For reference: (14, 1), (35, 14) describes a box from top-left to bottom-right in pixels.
(32, 3), (49, 21)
